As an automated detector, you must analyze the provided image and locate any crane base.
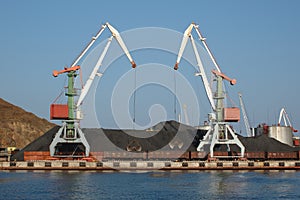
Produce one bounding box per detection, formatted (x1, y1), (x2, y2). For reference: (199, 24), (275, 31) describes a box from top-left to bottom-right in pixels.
(197, 122), (245, 158)
(49, 121), (90, 157)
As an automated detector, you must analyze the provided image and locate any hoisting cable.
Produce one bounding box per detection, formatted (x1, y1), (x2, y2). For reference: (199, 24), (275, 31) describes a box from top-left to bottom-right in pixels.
(79, 67), (84, 89)
(224, 82), (238, 107)
(52, 90), (65, 104)
(54, 73), (68, 104)
(132, 68), (137, 129)
(193, 68), (206, 122)
(173, 69), (177, 121)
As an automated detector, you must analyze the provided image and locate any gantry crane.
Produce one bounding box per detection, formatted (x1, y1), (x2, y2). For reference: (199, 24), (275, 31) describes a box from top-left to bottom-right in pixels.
(50, 22), (136, 157)
(174, 23), (245, 158)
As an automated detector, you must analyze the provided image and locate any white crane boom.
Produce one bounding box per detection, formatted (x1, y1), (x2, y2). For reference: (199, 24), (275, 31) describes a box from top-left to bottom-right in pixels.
(238, 92), (252, 137)
(278, 108), (293, 126)
(278, 108), (298, 132)
(106, 23), (136, 68)
(175, 24), (193, 65)
(194, 24), (221, 72)
(190, 35), (216, 111)
(71, 24), (107, 68)
(75, 22), (136, 119)
(174, 23), (216, 111)
(76, 36), (113, 111)
(70, 22), (136, 69)
(278, 108), (289, 126)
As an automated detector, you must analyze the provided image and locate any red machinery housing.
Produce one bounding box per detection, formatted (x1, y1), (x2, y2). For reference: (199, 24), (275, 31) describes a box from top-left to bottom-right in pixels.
(224, 107), (240, 122)
(50, 104), (69, 120)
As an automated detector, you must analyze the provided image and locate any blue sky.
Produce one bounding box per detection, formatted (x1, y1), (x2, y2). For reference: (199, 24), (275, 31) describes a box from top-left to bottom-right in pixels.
(1, 1), (300, 133)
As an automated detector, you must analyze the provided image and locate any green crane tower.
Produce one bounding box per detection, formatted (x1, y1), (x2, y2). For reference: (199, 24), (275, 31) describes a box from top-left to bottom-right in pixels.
(49, 66), (90, 157)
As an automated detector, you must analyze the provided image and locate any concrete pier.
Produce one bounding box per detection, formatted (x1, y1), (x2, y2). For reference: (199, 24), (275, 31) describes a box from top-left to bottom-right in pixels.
(1, 160), (300, 171)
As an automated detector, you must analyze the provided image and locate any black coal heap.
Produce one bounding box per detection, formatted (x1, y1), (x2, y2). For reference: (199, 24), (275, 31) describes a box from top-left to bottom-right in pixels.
(11, 121), (299, 161)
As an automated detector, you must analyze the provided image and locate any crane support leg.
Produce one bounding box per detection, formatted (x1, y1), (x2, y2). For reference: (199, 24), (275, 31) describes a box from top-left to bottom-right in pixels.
(50, 121), (90, 157)
(197, 122), (245, 158)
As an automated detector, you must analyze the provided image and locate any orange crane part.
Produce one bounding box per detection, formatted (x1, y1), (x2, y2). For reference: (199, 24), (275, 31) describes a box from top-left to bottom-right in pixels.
(212, 69), (236, 85)
(52, 66), (80, 77)
(131, 61), (136, 68)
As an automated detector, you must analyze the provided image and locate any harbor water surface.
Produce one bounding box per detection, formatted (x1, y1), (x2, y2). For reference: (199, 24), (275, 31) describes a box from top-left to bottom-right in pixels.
(1, 170), (300, 199)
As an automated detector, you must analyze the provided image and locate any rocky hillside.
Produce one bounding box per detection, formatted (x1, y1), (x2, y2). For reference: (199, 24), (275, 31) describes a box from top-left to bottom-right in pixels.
(0, 98), (56, 149)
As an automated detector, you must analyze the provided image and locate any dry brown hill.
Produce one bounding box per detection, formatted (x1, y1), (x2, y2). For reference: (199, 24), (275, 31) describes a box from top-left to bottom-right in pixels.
(0, 98), (55, 149)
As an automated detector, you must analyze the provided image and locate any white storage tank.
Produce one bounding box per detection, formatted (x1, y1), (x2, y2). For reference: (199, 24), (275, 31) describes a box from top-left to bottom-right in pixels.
(268, 126), (293, 146)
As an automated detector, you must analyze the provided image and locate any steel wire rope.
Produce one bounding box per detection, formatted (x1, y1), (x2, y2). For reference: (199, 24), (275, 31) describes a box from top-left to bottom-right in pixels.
(173, 69), (177, 121)
(193, 68), (206, 125)
(52, 75), (68, 104)
(132, 68), (137, 129)
(224, 82), (237, 107)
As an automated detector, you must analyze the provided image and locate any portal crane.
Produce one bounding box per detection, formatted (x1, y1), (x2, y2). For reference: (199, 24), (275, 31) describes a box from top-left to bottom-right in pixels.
(174, 23), (245, 158)
(50, 22), (136, 157)
(278, 108), (298, 132)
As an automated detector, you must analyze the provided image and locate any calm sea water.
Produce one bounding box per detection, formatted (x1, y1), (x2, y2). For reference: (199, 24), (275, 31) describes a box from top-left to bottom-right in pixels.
(0, 170), (300, 200)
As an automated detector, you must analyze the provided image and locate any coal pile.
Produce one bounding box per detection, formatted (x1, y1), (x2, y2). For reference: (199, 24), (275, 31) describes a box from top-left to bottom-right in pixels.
(213, 134), (300, 153)
(84, 120), (199, 152)
(238, 134), (300, 152)
(11, 121), (300, 161)
(11, 126), (60, 161)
